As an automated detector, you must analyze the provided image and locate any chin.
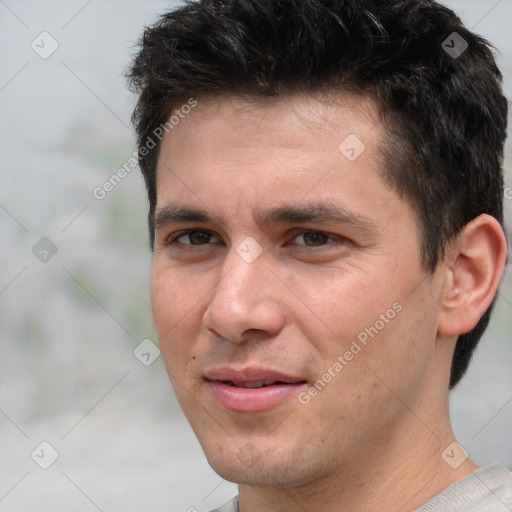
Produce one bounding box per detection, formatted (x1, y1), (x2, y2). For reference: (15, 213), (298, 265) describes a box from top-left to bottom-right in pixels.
(204, 445), (322, 489)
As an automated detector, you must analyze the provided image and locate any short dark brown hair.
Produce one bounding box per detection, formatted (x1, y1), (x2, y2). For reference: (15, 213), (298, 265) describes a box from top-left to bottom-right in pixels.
(127, 0), (508, 388)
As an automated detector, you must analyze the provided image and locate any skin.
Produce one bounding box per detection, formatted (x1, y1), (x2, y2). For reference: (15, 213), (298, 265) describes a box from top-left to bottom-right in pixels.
(150, 92), (507, 512)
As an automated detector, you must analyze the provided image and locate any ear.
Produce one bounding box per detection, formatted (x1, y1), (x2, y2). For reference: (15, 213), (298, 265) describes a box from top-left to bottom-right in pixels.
(438, 214), (508, 336)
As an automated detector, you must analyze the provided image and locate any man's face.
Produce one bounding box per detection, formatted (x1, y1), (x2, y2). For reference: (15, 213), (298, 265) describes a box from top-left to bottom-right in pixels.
(151, 93), (445, 486)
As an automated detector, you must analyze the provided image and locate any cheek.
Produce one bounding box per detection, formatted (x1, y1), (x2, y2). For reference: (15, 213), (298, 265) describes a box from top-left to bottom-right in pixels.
(149, 265), (207, 352)
(322, 282), (437, 407)
(290, 258), (434, 388)
(150, 268), (209, 397)
(287, 263), (402, 348)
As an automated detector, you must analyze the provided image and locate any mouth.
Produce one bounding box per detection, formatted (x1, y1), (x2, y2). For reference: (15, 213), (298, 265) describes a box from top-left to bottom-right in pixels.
(204, 367), (308, 412)
(220, 379), (299, 388)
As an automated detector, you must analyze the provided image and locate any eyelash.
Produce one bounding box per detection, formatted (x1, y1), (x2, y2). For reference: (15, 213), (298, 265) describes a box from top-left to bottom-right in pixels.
(165, 229), (343, 248)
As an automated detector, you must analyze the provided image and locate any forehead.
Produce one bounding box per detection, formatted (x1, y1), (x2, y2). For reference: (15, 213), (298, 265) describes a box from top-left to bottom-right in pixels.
(154, 92), (395, 222)
(161, 91), (382, 157)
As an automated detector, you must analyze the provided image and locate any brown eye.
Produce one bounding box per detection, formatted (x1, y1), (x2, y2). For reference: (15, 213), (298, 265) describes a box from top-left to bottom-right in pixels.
(293, 231), (333, 246)
(171, 230), (220, 245)
(186, 231), (211, 244)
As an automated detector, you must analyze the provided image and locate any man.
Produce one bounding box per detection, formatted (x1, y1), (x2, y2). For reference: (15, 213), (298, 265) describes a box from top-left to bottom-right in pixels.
(127, 0), (512, 510)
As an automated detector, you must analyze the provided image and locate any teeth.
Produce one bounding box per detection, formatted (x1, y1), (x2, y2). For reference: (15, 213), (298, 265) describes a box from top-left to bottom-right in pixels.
(230, 380), (277, 388)
(243, 381), (266, 388)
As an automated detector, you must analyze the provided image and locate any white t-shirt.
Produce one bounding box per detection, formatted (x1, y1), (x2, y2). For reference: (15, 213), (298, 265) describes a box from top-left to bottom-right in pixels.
(209, 465), (512, 512)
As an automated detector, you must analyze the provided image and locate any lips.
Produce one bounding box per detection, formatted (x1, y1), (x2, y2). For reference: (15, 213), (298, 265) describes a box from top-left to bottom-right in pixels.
(204, 367), (307, 412)
(222, 380), (288, 388)
(205, 367), (304, 383)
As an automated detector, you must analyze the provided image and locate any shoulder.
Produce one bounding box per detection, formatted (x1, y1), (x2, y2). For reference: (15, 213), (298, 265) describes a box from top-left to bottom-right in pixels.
(416, 465), (512, 512)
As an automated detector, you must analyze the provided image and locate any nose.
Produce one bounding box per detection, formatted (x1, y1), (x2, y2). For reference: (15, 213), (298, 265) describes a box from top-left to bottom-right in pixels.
(202, 247), (286, 344)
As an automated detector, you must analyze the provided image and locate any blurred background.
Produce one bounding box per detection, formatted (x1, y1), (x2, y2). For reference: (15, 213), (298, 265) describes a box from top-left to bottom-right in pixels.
(0, 1), (510, 511)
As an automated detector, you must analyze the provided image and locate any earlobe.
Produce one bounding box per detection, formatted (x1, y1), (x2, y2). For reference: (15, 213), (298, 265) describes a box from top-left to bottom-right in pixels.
(438, 214), (508, 336)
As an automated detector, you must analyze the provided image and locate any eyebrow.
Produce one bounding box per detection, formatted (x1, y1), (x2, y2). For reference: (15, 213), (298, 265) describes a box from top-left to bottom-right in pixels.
(153, 202), (379, 235)
(153, 205), (226, 230)
(255, 203), (378, 233)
